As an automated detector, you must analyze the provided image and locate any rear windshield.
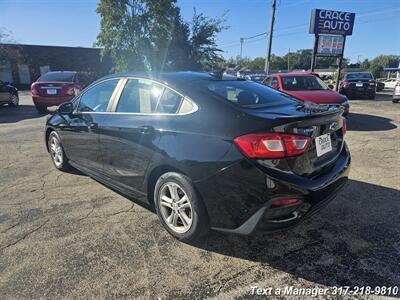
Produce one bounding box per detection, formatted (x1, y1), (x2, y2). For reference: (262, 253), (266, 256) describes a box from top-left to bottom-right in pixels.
(39, 72), (75, 82)
(206, 80), (299, 108)
(281, 75), (328, 91)
(345, 73), (373, 80)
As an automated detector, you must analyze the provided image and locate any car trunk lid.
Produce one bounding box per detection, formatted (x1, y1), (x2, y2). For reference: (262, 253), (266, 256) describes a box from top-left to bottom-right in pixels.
(242, 102), (345, 176)
(33, 82), (74, 97)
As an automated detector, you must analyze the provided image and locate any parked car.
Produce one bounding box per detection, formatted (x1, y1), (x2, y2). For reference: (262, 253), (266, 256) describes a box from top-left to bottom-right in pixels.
(376, 81), (385, 92)
(0, 80), (19, 107)
(263, 72), (350, 115)
(245, 74), (267, 83)
(393, 81), (400, 103)
(383, 78), (398, 89)
(45, 72), (350, 243)
(31, 71), (83, 113)
(339, 72), (376, 99)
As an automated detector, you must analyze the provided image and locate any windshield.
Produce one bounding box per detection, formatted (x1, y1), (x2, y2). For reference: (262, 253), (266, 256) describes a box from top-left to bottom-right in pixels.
(206, 80), (299, 108)
(345, 73), (373, 80)
(39, 72), (75, 82)
(281, 75), (328, 91)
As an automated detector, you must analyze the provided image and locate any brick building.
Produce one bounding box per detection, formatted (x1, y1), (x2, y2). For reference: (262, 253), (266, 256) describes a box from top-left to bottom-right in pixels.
(0, 44), (113, 89)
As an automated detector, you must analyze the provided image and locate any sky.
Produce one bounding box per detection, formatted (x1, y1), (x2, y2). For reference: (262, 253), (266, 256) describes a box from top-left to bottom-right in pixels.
(1, 0), (399, 63)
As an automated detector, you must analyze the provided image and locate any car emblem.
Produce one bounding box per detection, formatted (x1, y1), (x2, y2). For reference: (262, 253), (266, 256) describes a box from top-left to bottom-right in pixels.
(329, 122), (338, 131)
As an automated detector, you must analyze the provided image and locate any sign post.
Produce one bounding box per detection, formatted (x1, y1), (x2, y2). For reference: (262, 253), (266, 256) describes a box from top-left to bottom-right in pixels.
(309, 9), (355, 90)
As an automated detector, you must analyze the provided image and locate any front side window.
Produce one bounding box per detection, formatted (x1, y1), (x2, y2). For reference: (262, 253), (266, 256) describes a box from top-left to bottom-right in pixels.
(281, 75), (328, 91)
(77, 79), (119, 112)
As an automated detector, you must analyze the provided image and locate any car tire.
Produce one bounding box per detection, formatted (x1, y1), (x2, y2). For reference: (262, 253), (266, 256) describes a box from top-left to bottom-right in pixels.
(154, 172), (209, 243)
(48, 131), (70, 171)
(8, 94), (19, 107)
(393, 99), (399, 103)
(35, 104), (47, 113)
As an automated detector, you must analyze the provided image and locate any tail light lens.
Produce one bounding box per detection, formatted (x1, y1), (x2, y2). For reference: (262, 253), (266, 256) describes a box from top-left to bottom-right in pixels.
(66, 87), (75, 96)
(271, 198), (301, 206)
(340, 81), (350, 87)
(342, 117), (347, 136)
(31, 84), (39, 95)
(233, 133), (310, 159)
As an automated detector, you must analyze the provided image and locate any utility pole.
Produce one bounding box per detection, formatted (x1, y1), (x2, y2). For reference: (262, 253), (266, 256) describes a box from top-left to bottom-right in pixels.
(287, 48), (290, 72)
(264, 0), (276, 74)
(240, 38), (244, 60)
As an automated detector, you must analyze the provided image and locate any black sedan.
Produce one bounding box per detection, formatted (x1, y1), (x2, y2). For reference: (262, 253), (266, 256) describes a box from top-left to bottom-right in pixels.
(45, 72), (350, 243)
(0, 80), (19, 107)
(339, 72), (376, 99)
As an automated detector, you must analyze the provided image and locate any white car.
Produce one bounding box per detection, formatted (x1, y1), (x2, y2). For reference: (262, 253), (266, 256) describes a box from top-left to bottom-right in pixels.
(393, 81), (400, 103)
(384, 79), (398, 89)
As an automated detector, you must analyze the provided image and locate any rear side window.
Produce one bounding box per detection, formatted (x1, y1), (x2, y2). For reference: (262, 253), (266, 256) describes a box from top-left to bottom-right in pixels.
(116, 79), (164, 113)
(155, 89), (183, 113)
(207, 80), (298, 108)
(77, 79), (119, 112)
(39, 72), (75, 82)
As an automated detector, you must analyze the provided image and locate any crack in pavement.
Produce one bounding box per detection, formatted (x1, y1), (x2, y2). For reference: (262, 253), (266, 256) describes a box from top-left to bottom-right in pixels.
(0, 219), (49, 251)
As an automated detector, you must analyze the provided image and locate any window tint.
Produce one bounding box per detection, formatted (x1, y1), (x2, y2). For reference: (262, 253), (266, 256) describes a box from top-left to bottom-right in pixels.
(40, 72), (75, 82)
(77, 79), (119, 112)
(207, 80), (298, 108)
(155, 89), (183, 113)
(116, 79), (164, 113)
(271, 77), (280, 88)
(281, 76), (328, 91)
(345, 73), (373, 80)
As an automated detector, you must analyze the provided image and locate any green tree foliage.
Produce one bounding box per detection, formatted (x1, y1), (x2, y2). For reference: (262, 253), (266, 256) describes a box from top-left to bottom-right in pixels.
(95, 0), (226, 72)
(368, 55), (400, 77)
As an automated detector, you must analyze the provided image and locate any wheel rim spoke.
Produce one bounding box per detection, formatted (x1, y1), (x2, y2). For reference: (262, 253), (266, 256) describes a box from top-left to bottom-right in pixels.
(159, 182), (193, 234)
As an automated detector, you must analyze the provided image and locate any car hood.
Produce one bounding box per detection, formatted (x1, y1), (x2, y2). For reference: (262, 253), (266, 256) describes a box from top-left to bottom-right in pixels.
(283, 90), (346, 104)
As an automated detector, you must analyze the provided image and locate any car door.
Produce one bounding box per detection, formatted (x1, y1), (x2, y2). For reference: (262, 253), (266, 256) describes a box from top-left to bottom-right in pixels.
(99, 78), (184, 194)
(0, 80), (10, 102)
(58, 78), (120, 173)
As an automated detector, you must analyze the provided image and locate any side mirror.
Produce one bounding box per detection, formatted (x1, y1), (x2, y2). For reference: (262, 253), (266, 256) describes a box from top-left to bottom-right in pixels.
(58, 102), (74, 114)
(328, 84), (334, 90)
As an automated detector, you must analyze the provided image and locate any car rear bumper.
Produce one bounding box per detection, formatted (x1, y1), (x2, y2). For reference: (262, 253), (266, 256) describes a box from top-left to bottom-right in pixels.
(195, 143), (351, 235)
(340, 87), (374, 97)
(32, 95), (74, 107)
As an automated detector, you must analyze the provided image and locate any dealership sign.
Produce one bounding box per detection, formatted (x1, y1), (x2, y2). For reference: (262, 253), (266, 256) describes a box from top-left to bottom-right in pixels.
(309, 9), (355, 35)
(317, 35), (344, 55)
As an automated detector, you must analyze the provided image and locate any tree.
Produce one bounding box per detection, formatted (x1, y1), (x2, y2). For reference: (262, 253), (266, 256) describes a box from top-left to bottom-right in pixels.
(95, 0), (226, 72)
(368, 55), (400, 77)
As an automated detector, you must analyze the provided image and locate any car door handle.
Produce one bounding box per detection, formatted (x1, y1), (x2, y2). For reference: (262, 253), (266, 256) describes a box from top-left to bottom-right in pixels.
(88, 122), (98, 129)
(139, 125), (154, 134)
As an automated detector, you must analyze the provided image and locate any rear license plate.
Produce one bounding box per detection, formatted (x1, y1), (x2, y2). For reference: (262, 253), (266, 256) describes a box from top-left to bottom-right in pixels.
(315, 133), (332, 157)
(47, 89), (57, 95)
(356, 83), (363, 87)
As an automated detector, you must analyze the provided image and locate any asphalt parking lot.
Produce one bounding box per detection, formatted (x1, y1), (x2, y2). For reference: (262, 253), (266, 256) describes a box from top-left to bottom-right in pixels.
(1, 91), (399, 299)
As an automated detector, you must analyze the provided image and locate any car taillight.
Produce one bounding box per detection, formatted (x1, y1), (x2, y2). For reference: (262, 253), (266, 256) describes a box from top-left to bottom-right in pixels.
(271, 198), (301, 206)
(66, 87), (75, 96)
(233, 133), (310, 159)
(369, 80), (375, 86)
(342, 117), (347, 136)
(340, 81), (350, 87)
(31, 84), (39, 95)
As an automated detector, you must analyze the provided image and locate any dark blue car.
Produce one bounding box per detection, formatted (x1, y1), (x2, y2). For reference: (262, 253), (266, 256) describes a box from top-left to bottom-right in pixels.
(45, 72), (350, 243)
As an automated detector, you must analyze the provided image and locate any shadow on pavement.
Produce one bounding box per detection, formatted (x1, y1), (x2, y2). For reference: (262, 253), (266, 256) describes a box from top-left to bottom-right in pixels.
(0, 104), (47, 123)
(347, 112), (397, 131)
(197, 179), (400, 289)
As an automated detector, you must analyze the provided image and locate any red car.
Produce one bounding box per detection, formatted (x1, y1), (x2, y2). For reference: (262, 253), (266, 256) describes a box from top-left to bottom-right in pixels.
(263, 72), (349, 115)
(31, 71), (83, 113)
